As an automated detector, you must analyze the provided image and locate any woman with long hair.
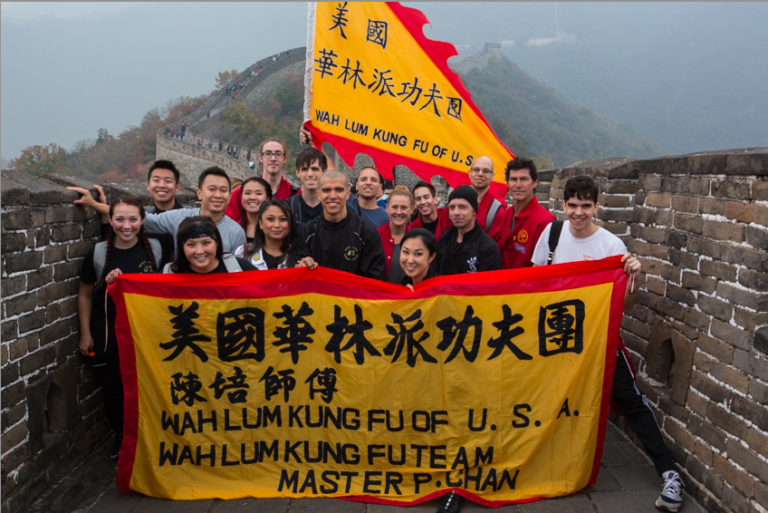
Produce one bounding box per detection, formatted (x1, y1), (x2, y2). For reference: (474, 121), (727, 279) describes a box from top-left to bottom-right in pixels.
(77, 195), (162, 460)
(399, 228), (439, 290)
(239, 176), (273, 241)
(377, 186), (415, 283)
(235, 199), (296, 269)
(165, 216), (256, 273)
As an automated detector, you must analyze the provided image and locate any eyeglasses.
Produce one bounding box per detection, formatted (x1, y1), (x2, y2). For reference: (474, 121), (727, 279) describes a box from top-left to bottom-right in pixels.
(470, 167), (493, 175)
(261, 151), (285, 159)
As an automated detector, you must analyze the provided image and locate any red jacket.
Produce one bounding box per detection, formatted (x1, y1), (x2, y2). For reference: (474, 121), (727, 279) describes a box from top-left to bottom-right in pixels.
(377, 223), (397, 274)
(407, 207), (451, 241)
(489, 197), (554, 269)
(225, 177), (299, 228)
(476, 191), (506, 232)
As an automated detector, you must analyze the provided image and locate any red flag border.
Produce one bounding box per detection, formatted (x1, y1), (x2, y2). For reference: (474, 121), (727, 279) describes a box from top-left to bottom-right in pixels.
(111, 256), (626, 505)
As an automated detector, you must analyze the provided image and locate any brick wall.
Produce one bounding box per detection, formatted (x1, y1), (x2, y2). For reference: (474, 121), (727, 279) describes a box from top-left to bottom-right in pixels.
(0, 172), (197, 513)
(2, 149), (766, 513)
(548, 150), (768, 513)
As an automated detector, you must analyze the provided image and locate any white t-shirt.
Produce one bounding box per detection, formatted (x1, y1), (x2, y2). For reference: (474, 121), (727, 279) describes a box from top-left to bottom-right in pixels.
(531, 221), (627, 265)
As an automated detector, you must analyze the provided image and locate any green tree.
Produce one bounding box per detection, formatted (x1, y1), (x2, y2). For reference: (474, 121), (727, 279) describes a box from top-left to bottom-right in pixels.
(9, 143), (68, 176)
(96, 128), (114, 145)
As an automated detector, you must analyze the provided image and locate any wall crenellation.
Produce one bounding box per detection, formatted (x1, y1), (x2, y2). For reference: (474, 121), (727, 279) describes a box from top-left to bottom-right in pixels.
(1, 149), (767, 513)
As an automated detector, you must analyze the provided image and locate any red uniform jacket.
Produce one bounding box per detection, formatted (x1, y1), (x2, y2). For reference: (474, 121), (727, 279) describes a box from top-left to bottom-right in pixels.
(377, 223), (397, 274)
(476, 190), (506, 232)
(489, 197), (554, 269)
(408, 207), (451, 241)
(225, 177), (299, 229)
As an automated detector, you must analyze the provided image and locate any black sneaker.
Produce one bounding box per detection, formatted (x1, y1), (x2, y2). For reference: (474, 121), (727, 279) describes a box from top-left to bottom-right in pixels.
(436, 491), (464, 513)
(110, 433), (123, 460)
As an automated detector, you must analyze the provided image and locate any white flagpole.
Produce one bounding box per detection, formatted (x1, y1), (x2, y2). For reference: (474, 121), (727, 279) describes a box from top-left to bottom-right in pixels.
(303, 2), (317, 124)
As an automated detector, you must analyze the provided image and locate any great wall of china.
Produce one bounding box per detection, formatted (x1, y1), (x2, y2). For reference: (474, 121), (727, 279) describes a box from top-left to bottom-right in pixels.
(2, 47), (767, 513)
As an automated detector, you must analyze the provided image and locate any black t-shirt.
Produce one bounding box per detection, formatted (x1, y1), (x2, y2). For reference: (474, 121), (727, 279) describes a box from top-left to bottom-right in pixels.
(441, 234), (468, 276)
(80, 243), (159, 359)
(421, 219), (438, 235)
(298, 195), (323, 224)
(388, 243), (407, 284)
(262, 251), (286, 270)
(188, 257), (257, 274)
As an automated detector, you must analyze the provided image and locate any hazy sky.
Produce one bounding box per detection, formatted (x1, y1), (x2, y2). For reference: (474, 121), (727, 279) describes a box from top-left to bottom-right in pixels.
(2, 2), (765, 164)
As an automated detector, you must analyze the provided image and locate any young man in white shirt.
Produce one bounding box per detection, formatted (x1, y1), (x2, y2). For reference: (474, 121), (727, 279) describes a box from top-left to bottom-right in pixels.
(531, 175), (683, 513)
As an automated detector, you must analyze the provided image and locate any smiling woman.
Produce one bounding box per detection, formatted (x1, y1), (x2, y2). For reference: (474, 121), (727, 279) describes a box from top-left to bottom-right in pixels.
(164, 216), (256, 274)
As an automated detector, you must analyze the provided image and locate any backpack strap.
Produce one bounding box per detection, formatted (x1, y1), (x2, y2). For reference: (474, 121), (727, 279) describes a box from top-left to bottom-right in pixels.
(222, 254), (243, 273)
(547, 221), (565, 265)
(93, 241), (108, 283)
(485, 199), (502, 232)
(162, 263), (174, 274)
(148, 238), (163, 269)
(290, 194), (302, 224)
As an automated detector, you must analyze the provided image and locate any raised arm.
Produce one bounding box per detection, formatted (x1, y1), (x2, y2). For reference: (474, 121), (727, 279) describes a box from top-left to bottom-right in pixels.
(300, 126), (336, 171)
(621, 253), (642, 313)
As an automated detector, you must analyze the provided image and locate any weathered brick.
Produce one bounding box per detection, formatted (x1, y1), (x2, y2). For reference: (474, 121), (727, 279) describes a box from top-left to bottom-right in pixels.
(749, 378), (768, 406)
(687, 389), (709, 416)
(43, 205), (75, 224)
(745, 225), (768, 249)
(738, 269), (768, 292)
(1, 380), (25, 407)
(53, 261), (82, 282)
(1, 232), (27, 254)
(746, 428), (768, 459)
(83, 220), (102, 239)
(45, 303), (61, 324)
(657, 296), (685, 320)
(17, 311), (45, 335)
(600, 195), (630, 208)
(4, 403), (26, 428)
(711, 364), (750, 394)
(697, 295), (732, 322)
(692, 370), (731, 404)
(25, 267), (54, 292)
(1, 209), (43, 230)
(681, 271), (717, 294)
(674, 214), (704, 234)
(639, 174), (661, 192)
(660, 264), (681, 283)
(5, 293), (38, 318)
(627, 238), (668, 259)
(719, 244), (768, 272)
(703, 220), (744, 243)
(689, 411), (727, 451)
(694, 351), (715, 373)
(665, 230), (690, 251)
(693, 439), (714, 467)
(37, 282), (74, 307)
(731, 395), (768, 432)
(707, 402), (748, 439)
(654, 209), (673, 226)
(724, 202), (768, 226)
(755, 483), (768, 513)
(43, 245), (67, 264)
(39, 319), (72, 346)
(632, 207), (655, 224)
(18, 346), (56, 376)
(664, 419), (694, 452)
(733, 308), (768, 333)
(667, 248), (699, 269)
(1, 362), (20, 387)
(1, 275), (26, 297)
(716, 282), (763, 311)
(8, 338), (28, 361)
(0, 421), (28, 451)
(4, 252), (43, 274)
(699, 259), (737, 282)
(59, 298), (78, 318)
(67, 240), (92, 259)
(637, 226), (666, 244)
(50, 224), (81, 242)
(665, 284), (695, 306)
(684, 309), (710, 331)
(645, 193), (671, 208)
(1, 318), (18, 340)
(712, 180), (751, 200)
(732, 349), (768, 381)
(713, 453), (753, 497)
(670, 194), (698, 213)
(35, 226), (51, 247)
(710, 319), (751, 350)
(598, 208), (633, 222)
(699, 197), (726, 215)
(644, 275), (666, 295)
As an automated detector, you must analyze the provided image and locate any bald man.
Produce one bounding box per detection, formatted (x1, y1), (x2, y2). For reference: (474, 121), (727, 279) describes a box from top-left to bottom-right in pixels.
(295, 171), (387, 281)
(468, 155), (506, 232)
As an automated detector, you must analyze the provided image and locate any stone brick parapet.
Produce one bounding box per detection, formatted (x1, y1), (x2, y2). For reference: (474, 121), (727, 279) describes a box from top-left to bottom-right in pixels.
(0, 172), (197, 513)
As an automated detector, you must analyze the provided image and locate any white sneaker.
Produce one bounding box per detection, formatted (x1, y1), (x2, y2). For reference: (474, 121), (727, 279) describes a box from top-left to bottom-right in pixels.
(656, 470), (683, 512)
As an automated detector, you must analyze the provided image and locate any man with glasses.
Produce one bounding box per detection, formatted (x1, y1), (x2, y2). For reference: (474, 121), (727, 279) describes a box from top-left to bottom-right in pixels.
(468, 156), (506, 232)
(226, 138), (299, 224)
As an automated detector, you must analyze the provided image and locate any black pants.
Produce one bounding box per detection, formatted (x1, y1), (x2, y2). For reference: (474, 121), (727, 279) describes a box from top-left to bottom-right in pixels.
(611, 348), (675, 476)
(91, 356), (124, 435)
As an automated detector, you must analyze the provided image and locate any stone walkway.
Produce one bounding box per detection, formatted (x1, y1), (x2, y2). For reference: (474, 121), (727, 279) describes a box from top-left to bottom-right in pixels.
(29, 422), (706, 513)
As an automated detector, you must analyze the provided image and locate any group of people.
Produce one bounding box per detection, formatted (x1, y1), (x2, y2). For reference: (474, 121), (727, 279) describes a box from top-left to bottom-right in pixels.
(66, 131), (684, 513)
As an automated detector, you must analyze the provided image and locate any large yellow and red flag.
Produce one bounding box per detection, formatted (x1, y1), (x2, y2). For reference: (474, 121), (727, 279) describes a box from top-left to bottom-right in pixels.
(113, 258), (627, 505)
(303, 2), (513, 200)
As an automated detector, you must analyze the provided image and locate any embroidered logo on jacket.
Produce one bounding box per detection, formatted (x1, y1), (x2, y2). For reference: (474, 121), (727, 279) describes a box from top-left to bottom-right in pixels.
(467, 256), (478, 272)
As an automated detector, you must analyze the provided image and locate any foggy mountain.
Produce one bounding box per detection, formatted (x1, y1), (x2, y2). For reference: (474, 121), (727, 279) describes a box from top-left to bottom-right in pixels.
(2, 2), (766, 164)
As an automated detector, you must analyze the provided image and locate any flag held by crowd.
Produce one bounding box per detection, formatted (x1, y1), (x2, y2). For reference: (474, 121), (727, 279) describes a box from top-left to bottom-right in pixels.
(113, 258), (627, 505)
(303, 2), (514, 200)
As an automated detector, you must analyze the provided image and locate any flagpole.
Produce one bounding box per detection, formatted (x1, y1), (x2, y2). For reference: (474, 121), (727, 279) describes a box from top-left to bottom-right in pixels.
(303, 2), (317, 124)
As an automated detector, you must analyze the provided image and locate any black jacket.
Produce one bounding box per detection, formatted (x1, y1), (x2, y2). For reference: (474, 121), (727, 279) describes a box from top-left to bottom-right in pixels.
(435, 222), (502, 276)
(295, 212), (387, 281)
